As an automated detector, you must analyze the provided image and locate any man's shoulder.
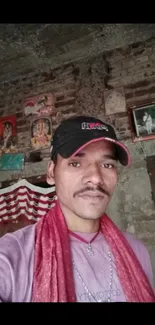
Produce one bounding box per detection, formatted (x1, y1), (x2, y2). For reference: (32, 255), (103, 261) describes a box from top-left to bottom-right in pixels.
(123, 231), (148, 255)
(0, 224), (36, 302)
(123, 231), (154, 286)
(0, 223), (36, 255)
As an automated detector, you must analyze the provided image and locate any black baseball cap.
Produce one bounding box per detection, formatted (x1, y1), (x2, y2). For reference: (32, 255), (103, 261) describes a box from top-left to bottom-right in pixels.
(50, 115), (130, 167)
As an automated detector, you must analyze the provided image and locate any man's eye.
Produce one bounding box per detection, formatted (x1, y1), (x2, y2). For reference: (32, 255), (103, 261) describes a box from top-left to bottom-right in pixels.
(102, 163), (114, 169)
(69, 162), (81, 167)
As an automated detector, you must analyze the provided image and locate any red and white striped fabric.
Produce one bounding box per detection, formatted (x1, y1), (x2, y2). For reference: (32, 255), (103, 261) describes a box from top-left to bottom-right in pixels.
(0, 179), (56, 223)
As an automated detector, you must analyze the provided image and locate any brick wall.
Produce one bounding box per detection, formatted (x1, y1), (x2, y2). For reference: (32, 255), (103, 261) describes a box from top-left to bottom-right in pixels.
(1, 36), (155, 174)
(0, 63), (79, 183)
(0, 36), (155, 283)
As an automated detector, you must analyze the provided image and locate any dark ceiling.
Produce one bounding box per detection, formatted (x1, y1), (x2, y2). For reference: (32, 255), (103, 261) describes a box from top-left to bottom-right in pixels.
(0, 23), (155, 82)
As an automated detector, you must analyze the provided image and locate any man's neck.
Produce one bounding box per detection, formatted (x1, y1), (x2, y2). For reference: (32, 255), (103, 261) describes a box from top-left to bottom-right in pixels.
(59, 202), (100, 233)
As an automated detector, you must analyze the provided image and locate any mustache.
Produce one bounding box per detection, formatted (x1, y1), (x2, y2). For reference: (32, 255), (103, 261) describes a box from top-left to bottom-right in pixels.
(73, 186), (110, 198)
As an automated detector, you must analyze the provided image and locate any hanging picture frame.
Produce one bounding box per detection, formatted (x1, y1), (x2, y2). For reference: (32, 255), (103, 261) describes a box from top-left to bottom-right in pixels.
(128, 101), (155, 142)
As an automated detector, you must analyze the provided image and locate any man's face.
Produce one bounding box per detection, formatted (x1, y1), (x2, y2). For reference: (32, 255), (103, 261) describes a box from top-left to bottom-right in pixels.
(50, 140), (118, 221)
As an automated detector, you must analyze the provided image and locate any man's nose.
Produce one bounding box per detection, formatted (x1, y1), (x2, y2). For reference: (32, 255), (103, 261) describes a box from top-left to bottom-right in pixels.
(83, 163), (103, 186)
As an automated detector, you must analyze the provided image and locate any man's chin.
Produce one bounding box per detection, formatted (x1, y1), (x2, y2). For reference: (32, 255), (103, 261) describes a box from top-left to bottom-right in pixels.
(75, 197), (108, 214)
(75, 206), (107, 220)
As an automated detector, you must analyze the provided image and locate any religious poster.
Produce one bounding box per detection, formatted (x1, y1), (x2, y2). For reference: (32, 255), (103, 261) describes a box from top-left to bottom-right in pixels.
(0, 115), (18, 155)
(30, 117), (52, 150)
(24, 92), (54, 150)
(23, 92), (55, 117)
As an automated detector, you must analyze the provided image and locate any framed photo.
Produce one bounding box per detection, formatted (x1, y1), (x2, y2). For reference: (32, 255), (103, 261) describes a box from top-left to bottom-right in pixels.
(128, 102), (155, 142)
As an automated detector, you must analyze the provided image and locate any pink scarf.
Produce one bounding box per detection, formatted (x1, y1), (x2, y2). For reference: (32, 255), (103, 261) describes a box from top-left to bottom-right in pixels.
(32, 200), (155, 302)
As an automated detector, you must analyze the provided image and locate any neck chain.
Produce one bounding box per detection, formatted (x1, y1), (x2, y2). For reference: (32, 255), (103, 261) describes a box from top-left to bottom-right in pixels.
(72, 244), (113, 303)
(68, 229), (100, 256)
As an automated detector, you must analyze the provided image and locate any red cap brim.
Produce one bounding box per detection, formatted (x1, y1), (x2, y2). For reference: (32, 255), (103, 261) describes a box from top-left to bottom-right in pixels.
(71, 137), (131, 167)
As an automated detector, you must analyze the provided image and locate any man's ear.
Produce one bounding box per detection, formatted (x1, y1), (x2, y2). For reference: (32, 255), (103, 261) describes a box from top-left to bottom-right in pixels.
(46, 160), (55, 185)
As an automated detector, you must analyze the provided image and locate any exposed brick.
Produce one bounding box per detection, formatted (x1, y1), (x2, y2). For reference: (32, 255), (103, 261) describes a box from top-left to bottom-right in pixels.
(16, 107), (23, 112)
(145, 37), (155, 46)
(64, 90), (77, 98)
(23, 89), (31, 95)
(17, 131), (29, 140)
(144, 71), (155, 78)
(16, 112), (24, 119)
(63, 82), (76, 90)
(22, 77), (28, 82)
(119, 47), (132, 56)
(110, 62), (122, 72)
(133, 48), (146, 56)
(127, 62), (152, 76)
(22, 68), (35, 75)
(115, 112), (127, 118)
(1, 39), (155, 166)
(41, 71), (56, 82)
(125, 92), (134, 99)
(130, 41), (142, 49)
(135, 89), (148, 97)
(55, 97), (75, 108)
(119, 127), (126, 131)
(132, 72), (148, 82)
(3, 81), (9, 88)
(16, 119), (27, 127)
(62, 107), (76, 115)
(111, 70), (127, 79)
(17, 125), (29, 133)
(126, 80), (150, 89)
(63, 62), (73, 70)
(122, 60), (135, 69)
(33, 73), (40, 79)
(55, 94), (64, 101)
(72, 67), (80, 78)
(135, 56), (148, 64)
(126, 97), (151, 108)
(148, 86), (155, 93)
(11, 79), (20, 85)
(27, 83), (33, 88)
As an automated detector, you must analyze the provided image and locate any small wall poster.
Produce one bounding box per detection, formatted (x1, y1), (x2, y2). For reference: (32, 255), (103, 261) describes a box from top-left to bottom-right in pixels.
(104, 87), (126, 115)
(0, 115), (18, 156)
(0, 153), (24, 170)
(23, 92), (54, 150)
(23, 93), (55, 117)
(30, 117), (52, 150)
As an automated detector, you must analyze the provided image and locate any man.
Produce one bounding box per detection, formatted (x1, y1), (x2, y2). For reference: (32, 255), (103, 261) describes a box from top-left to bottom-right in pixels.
(143, 111), (153, 134)
(0, 115), (155, 303)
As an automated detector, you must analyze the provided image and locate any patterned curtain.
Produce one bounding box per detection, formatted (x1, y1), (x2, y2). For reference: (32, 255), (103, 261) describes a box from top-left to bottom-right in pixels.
(0, 179), (56, 237)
